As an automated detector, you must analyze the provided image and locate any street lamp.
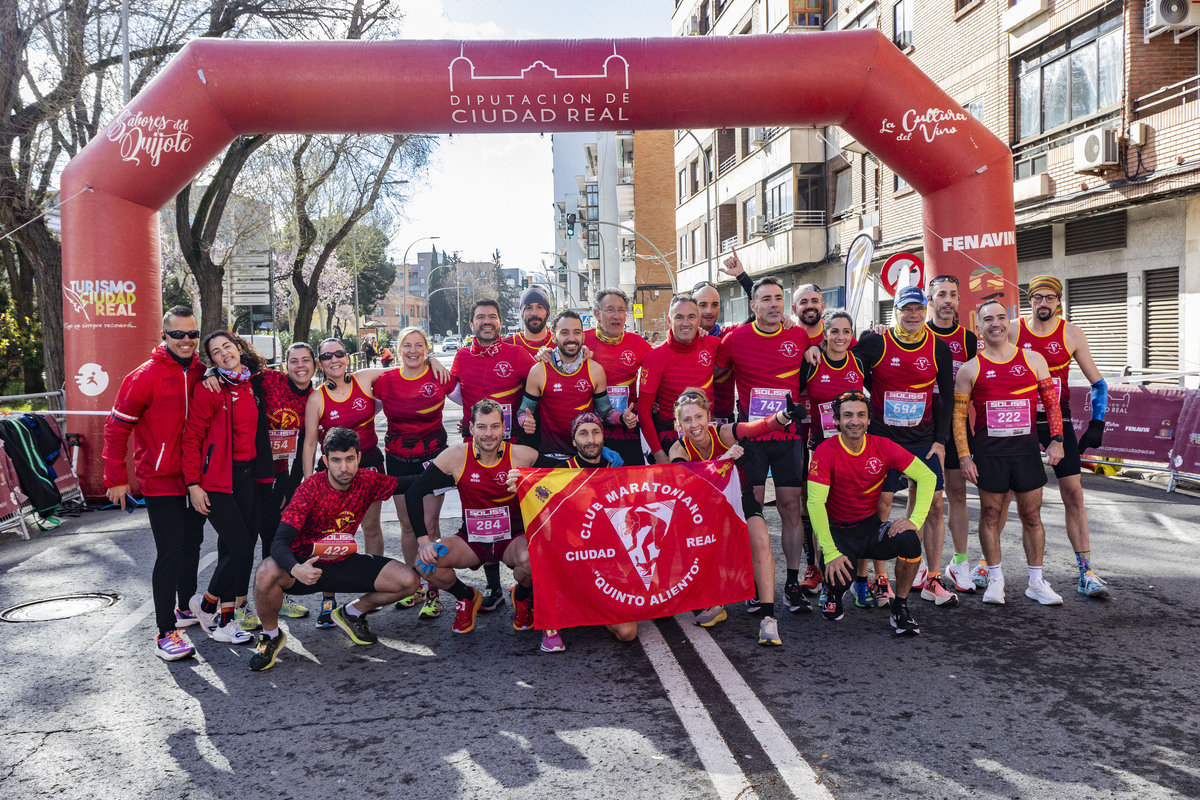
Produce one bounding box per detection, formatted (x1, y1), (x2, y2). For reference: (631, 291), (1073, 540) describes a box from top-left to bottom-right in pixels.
(400, 235), (440, 327)
(682, 130), (714, 285)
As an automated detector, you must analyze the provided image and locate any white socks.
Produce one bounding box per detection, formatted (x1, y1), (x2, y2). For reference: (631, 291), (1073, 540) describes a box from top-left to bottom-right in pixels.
(987, 562), (1004, 581)
(1028, 565), (1043, 584)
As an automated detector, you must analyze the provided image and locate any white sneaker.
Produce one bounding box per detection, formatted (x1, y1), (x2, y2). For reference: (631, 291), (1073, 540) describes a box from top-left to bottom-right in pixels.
(212, 619), (254, 644)
(983, 574), (1006, 605)
(1025, 578), (1064, 606)
(188, 594), (218, 635)
(945, 561), (976, 593)
(912, 561), (929, 590)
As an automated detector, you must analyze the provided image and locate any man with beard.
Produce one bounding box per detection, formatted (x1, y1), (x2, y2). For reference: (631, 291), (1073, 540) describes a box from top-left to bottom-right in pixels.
(505, 286), (553, 356)
(583, 289), (652, 466)
(923, 276), (980, 594)
(692, 250), (754, 424)
(954, 300), (1065, 606)
(519, 310), (637, 459)
(450, 299), (536, 612)
(1003, 275), (1111, 599)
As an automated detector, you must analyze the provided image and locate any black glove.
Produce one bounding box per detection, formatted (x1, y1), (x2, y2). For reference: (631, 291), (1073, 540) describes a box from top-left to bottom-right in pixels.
(734, 438), (756, 470)
(781, 394), (803, 422)
(1077, 419), (1104, 452)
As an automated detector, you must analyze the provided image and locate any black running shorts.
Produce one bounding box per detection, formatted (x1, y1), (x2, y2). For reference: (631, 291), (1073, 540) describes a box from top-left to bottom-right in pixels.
(972, 452), (1048, 495)
(1037, 408), (1081, 479)
(741, 439), (805, 488)
(287, 553), (393, 595)
(829, 515), (924, 563)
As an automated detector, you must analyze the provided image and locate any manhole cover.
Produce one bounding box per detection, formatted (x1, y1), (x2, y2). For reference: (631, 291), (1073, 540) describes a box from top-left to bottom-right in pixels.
(0, 593), (120, 622)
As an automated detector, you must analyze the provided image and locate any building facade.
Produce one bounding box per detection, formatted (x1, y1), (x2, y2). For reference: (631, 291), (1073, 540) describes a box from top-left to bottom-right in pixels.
(670, 0), (1200, 386)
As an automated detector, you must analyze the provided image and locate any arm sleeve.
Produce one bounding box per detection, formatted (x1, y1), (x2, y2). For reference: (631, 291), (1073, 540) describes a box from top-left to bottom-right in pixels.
(1089, 378), (1108, 421)
(637, 358), (663, 452)
(901, 455), (937, 529)
(732, 414), (785, 440)
(271, 523), (302, 574)
(405, 465), (456, 539)
(737, 271), (754, 297)
(1038, 378), (1064, 437)
(593, 391), (621, 426)
(932, 339), (955, 445)
(952, 392), (972, 460)
(965, 330), (979, 357)
(805, 480), (839, 561)
(852, 333), (885, 368)
(517, 390), (540, 424)
(797, 359), (816, 394)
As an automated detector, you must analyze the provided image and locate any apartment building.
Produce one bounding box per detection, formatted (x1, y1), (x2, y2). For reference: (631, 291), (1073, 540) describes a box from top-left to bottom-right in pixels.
(551, 130), (678, 333)
(671, 0), (1200, 386)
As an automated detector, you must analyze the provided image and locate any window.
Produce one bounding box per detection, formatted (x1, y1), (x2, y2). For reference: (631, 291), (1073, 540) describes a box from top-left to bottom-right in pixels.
(893, 172), (910, 192)
(964, 97), (984, 122)
(690, 160), (701, 194)
(766, 169), (793, 224)
(699, 1), (710, 34)
(691, 228), (701, 264)
(679, 234), (688, 266)
(740, 127), (750, 154)
(892, 0), (913, 49)
(847, 6), (876, 29)
(1016, 10), (1123, 139)
(791, 0), (822, 26)
(832, 169), (853, 217)
(743, 197), (757, 240)
(704, 147), (713, 183)
(678, 169), (687, 202)
(822, 286), (845, 308)
(587, 226), (599, 260)
(1014, 153), (1048, 179)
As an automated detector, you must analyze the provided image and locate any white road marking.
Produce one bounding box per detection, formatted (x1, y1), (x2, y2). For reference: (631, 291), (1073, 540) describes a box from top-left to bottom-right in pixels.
(639, 622), (760, 800)
(1152, 512), (1197, 544)
(678, 617), (835, 800)
(102, 552), (218, 638)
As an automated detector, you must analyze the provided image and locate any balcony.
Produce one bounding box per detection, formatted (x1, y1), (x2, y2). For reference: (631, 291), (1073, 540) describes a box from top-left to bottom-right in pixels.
(766, 210), (826, 234)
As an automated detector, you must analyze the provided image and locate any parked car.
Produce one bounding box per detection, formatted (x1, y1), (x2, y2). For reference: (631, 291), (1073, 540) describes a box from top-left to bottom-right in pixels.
(247, 335), (282, 366)
(442, 336), (460, 352)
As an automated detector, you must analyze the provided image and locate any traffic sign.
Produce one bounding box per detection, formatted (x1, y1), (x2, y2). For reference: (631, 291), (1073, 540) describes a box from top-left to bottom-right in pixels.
(633, 303), (644, 319)
(228, 254), (271, 265)
(230, 267), (270, 280)
(881, 253), (925, 297)
(231, 281), (270, 293)
(231, 293), (270, 306)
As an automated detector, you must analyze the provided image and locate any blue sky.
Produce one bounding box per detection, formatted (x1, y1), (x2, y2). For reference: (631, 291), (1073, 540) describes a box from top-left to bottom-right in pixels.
(388, 0), (670, 273)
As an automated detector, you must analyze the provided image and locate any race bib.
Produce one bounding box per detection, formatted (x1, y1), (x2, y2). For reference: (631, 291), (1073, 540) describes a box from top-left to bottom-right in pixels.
(985, 399), (1032, 437)
(1035, 377), (1062, 414)
(818, 402), (839, 436)
(608, 385), (630, 414)
(883, 391), (926, 427)
(269, 429), (298, 460)
(465, 507), (512, 544)
(748, 387), (789, 422)
(311, 531), (357, 560)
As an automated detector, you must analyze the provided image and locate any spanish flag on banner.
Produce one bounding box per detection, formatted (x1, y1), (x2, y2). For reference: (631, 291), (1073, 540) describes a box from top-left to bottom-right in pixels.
(515, 462), (754, 630)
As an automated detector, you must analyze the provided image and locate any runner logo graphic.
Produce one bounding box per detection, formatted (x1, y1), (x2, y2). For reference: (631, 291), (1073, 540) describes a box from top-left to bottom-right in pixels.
(603, 501), (675, 589)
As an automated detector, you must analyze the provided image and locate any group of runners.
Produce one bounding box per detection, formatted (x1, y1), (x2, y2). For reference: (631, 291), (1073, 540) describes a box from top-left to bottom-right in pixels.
(102, 252), (1112, 669)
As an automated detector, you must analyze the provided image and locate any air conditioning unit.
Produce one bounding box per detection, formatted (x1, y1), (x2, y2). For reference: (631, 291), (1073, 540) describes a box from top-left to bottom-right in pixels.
(1074, 128), (1120, 172)
(1146, 0), (1200, 28)
(750, 127), (765, 148)
(687, 15), (701, 35)
(748, 215), (767, 237)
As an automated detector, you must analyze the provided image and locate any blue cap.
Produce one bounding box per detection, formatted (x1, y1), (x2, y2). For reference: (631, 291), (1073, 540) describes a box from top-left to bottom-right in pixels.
(894, 285), (927, 308)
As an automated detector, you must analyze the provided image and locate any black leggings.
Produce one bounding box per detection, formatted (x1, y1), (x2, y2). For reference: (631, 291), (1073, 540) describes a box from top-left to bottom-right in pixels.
(144, 494), (206, 635)
(204, 464), (260, 602)
(257, 473), (295, 561)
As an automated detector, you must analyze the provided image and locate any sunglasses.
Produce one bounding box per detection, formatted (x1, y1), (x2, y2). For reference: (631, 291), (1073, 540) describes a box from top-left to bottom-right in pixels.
(318, 350), (349, 361)
(928, 275), (959, 287)
(163, 329), (200, 340)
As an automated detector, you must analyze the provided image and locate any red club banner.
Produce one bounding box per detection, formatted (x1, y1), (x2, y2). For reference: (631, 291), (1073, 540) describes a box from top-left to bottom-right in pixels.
(516, 462), (754, 630)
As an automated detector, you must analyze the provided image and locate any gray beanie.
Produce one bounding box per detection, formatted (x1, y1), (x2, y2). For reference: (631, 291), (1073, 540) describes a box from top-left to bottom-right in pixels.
(520, 285), (552, 311)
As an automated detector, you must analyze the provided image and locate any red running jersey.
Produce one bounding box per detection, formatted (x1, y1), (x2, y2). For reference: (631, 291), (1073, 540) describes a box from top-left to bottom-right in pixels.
(868, 331), (939, 437)
(260, 369), (312, 473)
(374, 366), (455, 459)
(1016, 317), (1071, 410)
(681, 425), (732, 461)
(455, 441), (524, 538)
(637, 334), (720, 453)
(317, 375), (378, 452)
(537, 362), (597, 456)
(715, 323), (811, 441)
(584, 329), (651, 441)
(807, 434), (916, 525)
(450, 342), (536, 440)
(282, 469), (397, 563)
(926, 322), (975, 395)
(969, 348), (1040, 456)
(504, 331), (552, 357)
(803, 354), (866, 443)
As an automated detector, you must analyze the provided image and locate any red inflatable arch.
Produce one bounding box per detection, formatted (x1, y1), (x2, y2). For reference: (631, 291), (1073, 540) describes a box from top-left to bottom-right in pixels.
(61, 31), (1016, 495)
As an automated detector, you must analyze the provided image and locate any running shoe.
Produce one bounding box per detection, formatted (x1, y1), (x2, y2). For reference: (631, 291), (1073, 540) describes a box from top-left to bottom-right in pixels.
(315, 596), (336, 629)
(248, 631), (287, 672)
(920, 575), (959, 607)
(1025, 578), (1064, 606)
(798, 564), (823, 597)
(945, 561), (977, 593)
(156, 631), (195, 661)
(852, 580), (876, 608)
(174, 608), (199, 628)
(540, 629), (566, 653)
(332, 604), (378, 645)
(758, 616), (782, 646)
(819, 587), (844, 621)
(511, 586), (535, 631)
(745, 597), (763, 615)
(694, 605), (727, 627)
(394, 587), (423, 610)
(235, 604), (262, 632)
(1078, 571), (1111, 599)
(453, 588), (483, 634)
(480, 585), (506, 613)
(911, 561), (929, 591)
(872, 575), (895, 608)
(972, 560), (990, 590)
(187, 594), (218, 636)
(212, 619), (254, 644)
(784, 581), (808, 613)
(279, 596), (309, 618)
(889, 601), (920, 636)
(983, 573), (1006, 605)
(418, 588), (442, 619)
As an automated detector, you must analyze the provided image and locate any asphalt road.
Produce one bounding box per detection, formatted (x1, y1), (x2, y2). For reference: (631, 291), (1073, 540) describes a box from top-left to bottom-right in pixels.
(1, 401), (1198, 799)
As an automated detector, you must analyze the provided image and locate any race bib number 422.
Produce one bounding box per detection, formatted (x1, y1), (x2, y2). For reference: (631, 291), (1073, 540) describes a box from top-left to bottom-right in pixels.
(311, 532), (357, 560)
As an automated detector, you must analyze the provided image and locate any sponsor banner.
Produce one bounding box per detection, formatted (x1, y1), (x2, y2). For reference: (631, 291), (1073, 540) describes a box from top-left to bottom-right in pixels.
(1168, 391), (1200, 475)
(1069, 384), (1188, 464)
(517, 462), (753, 630)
